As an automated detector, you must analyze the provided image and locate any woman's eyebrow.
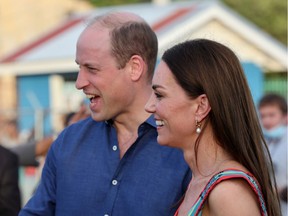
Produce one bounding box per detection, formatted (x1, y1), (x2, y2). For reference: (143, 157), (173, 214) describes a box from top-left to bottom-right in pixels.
(152, 84), (163, 90)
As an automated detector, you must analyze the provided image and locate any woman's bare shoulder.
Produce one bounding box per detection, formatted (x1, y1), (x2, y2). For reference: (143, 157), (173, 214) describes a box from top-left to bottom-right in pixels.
(204, 178), (262, 216)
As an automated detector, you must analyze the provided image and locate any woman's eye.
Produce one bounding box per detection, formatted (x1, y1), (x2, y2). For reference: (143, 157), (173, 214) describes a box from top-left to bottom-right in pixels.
(154, 92), (162, 99)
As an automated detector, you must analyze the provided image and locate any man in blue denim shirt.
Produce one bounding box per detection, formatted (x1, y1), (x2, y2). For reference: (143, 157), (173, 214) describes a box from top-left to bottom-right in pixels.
(20, 11), (191, 216)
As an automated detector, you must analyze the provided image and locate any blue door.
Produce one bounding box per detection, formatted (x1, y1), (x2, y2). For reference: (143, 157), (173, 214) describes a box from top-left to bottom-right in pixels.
(17, 74), (51, 138)
(242, 62), (264, 105)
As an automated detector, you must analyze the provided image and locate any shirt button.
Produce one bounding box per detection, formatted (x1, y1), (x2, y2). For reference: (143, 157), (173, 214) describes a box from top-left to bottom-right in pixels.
(112, 180), (118, 185)
(112, 145), (117, 151)
(104, 214), (109, 216)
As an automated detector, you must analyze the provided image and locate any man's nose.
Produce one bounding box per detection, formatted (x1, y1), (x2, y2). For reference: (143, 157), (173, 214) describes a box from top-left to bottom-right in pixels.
(75, 69), (89, 90)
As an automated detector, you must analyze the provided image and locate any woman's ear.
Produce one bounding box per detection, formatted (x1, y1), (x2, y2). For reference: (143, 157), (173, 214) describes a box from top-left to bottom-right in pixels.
(195, 94), (211, 121)
(128, 55), (144, 81)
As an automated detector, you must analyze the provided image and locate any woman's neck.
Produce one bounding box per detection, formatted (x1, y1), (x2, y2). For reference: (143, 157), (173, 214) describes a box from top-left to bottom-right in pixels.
(182, 125), (234, 180)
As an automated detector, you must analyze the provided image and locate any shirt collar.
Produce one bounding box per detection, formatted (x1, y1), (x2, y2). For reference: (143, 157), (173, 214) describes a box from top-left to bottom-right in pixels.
(105, 115), (156, 128)
(145, 115), (156, 128)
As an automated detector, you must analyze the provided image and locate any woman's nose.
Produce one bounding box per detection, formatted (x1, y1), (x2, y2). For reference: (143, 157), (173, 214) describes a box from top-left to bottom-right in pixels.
(145, 94), (156, 113)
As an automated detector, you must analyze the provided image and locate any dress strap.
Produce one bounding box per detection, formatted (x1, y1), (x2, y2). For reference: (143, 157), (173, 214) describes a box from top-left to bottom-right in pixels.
(187, 169), (267, 216)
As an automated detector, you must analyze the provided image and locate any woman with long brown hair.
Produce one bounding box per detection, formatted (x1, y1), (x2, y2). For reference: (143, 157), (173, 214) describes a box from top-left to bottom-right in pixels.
(145, 39), (281, 215)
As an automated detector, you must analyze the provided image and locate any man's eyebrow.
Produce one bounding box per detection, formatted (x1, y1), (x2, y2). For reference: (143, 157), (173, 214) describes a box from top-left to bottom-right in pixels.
(74, 61), (98, 68)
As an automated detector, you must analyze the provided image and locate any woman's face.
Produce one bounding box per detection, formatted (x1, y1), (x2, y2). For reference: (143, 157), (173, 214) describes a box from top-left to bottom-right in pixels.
(145, 61), (198, 148)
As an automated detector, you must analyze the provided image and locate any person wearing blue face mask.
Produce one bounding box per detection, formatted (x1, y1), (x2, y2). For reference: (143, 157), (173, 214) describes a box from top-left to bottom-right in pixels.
(258, 93), (287, 216)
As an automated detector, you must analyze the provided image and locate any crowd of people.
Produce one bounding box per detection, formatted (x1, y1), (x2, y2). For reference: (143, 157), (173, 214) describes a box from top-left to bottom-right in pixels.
(0, 10), (286, 216)
(0, 105), (90, 215)
(0, 117), (52, 215)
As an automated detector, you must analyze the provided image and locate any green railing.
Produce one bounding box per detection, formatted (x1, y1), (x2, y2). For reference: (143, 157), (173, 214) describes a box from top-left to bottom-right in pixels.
(264, 73), (287, 97)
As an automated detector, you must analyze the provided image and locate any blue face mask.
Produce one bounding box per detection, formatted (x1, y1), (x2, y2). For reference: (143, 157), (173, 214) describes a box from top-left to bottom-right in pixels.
(263, 125), (286, 140)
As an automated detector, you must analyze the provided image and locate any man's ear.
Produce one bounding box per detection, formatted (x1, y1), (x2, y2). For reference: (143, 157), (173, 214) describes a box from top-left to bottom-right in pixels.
(128, 55), (144, 81)
(195, 94), (211, 121)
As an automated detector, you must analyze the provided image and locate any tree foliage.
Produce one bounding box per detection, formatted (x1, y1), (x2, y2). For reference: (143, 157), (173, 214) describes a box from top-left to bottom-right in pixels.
(87, 0), (149, 7)
(222, 0), (287, 45)
(85, 0), (287, 45)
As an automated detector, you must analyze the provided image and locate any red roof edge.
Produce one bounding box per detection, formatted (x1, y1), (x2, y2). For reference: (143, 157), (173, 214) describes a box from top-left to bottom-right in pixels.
(0, 16), (85, 63)
(152, 6), (196, 31)
(1, 6), (196, 63)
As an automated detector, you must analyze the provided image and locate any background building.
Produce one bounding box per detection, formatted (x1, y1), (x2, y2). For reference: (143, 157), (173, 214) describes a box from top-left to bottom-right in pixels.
(0, 0), (287, 138)
(0, 0), (92, 56)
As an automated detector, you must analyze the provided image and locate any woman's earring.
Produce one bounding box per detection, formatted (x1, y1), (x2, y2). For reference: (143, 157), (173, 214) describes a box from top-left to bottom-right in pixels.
(196, 120), (201, 134)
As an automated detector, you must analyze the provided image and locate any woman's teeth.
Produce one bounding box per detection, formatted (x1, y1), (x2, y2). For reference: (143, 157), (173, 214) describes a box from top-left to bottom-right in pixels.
(156, 120), (165, 126)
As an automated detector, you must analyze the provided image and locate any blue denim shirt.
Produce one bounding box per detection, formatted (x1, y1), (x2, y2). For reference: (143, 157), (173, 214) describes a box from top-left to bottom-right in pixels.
(20, 116), (191, 216)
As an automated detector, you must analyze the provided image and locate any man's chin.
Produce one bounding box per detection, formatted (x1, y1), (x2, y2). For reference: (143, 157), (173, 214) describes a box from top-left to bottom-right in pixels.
(91, 113), (105, 122)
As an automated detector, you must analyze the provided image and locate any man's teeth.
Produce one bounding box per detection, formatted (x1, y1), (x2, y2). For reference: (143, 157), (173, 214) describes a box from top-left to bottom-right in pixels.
(156, 120), (165, 126)
(86, 95), (95, 100)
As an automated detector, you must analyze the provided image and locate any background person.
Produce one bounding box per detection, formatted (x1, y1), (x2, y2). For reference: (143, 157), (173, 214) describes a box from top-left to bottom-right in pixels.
(6, 136), (53, 167)
(258, 93), (287, 216)
(145, 39), (281, 216)
(0, 145), (21, 216)
(20, 11), (191, 216)
(0, 119), (29, 148)
(0, 117), (54, 166)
